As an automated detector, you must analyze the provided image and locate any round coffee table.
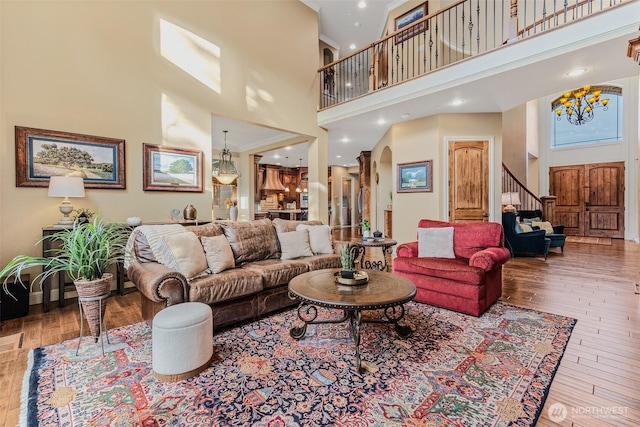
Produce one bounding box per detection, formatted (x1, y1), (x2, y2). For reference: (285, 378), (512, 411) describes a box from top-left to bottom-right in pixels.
(288, 268), (416, 373)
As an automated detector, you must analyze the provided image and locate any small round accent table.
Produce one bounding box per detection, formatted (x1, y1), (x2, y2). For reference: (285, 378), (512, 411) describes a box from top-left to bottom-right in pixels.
(288, 268), (416, 373)
(351, 238), (397, 271)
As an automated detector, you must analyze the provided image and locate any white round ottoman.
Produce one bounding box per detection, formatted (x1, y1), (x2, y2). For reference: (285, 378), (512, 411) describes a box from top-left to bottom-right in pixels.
(152, 302), (213, 382)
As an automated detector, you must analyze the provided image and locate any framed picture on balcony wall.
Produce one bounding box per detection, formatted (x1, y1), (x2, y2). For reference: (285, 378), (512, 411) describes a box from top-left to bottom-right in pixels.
(143, 143), (203, 192)
(397, 160), (432, 193)
(15, 126), (126, 189)
(394, 2), (428, 44)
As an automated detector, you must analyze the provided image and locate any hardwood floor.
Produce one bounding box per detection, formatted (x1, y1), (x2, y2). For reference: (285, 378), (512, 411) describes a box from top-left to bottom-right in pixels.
(0, 237), (638, 426)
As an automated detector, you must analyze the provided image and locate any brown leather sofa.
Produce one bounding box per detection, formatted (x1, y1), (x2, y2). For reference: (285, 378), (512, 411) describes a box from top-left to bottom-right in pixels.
(127, 218), (341, 330)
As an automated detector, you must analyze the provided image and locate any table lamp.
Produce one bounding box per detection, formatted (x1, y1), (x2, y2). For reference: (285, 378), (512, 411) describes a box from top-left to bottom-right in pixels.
(501, 192), (521, 213)
(48, 176), (85, 227)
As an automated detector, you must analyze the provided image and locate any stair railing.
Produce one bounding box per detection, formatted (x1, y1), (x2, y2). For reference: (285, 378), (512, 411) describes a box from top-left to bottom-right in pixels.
(319, 0), (629, 110)
(502, 162), (542, 212)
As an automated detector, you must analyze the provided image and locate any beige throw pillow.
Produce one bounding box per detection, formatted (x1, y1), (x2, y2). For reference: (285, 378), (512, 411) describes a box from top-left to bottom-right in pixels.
(417, 227), (455, 258)
(277, 230), (314, 260)
(159, 231), (209, 280)
(201, 235), (235, 274)
(532, 221), (554, 234)
(295, 224), (333, 254)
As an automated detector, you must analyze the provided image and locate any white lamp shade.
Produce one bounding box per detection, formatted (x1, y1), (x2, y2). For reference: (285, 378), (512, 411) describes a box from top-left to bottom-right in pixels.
(48, 176), (86, 198)
(501, 192), (521, 206)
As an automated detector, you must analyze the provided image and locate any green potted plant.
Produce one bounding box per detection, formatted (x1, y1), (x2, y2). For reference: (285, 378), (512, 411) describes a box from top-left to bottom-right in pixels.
(361, 219), (371, 239)
(74, 207), (95, 225)
(340, 243), (356, 279)
(0, 215), (129, 339)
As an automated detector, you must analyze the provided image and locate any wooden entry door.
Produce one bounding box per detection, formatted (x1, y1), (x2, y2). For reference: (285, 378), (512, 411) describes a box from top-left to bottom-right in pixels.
(448, 140), (489, 222)
(549, 162), (624, 238)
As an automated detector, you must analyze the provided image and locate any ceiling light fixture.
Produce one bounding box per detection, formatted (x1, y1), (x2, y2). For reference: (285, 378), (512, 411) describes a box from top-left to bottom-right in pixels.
(377, 119), (386, 125)
(358, 1), (366, 9)
(213, 130), (241, 185)
(567, 68), (586, 77)
(341, 137), (349, 143)
(554, 85), (609, 126)
(349, 43), (356, 50)
(452, 99), (464, 106)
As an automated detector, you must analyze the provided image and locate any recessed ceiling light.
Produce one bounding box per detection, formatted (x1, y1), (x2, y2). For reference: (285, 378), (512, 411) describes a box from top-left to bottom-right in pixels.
(354, 22), (360, 28)
(452, 99), (464, 106)
(358, 1), (366, 9)
(273, 154), (281, 158)
(336, 155), (342, 158)
(342, 137), (349, 143)
(401, 113), (411, 119)
(567, 68), (586, 77)
(377, 119), (387, 125)
(285, 146), (292, 150)
(349, 43), (356, 50)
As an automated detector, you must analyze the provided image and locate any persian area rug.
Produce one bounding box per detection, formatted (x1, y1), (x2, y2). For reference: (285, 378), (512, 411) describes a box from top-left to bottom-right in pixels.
(565, 236), (612, 246)
(21, 301), (575, 427)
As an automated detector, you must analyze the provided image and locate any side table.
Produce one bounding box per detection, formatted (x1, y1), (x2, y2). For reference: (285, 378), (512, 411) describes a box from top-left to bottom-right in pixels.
(351, 238), (397, 272)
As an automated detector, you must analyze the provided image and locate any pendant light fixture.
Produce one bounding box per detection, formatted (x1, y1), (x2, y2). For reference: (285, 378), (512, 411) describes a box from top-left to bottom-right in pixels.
(213, 130), (241, 185)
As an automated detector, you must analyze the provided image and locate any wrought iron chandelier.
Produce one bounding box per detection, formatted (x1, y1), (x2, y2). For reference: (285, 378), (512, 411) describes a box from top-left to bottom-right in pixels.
(554, 85), (609, 126)
(213, 130), (241, 185)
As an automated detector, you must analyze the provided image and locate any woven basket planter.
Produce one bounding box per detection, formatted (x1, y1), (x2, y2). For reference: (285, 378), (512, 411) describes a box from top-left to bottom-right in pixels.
(74, 273), (112, 339)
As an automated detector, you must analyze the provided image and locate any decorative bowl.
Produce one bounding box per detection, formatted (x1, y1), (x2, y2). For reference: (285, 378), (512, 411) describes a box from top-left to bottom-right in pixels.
(334, 270), (369, 286)
(126, 217), (142, 226)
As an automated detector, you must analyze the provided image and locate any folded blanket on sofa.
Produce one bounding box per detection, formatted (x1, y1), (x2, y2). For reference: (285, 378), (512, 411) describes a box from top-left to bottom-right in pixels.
(124, 224), (186, 270)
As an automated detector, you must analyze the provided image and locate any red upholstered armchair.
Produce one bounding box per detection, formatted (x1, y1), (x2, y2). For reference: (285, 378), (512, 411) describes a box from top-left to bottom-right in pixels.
(393, 219), (511, 316)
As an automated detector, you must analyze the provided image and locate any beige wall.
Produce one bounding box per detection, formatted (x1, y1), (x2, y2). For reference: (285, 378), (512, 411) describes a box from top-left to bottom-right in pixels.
(502, 104), (527, 183)
(0, 1), (321, 297)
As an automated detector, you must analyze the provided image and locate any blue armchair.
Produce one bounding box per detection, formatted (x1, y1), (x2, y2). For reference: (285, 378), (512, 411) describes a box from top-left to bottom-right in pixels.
(502, 212), (551, 260)
(518, 209), (566, 252)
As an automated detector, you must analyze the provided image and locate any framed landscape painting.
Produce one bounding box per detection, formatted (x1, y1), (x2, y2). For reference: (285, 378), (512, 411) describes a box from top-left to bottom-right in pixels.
(143, 144), (203, 192)
(397, 160), (432, 193)
(15, 126), (126, 189)
(394, 2), (428, 44)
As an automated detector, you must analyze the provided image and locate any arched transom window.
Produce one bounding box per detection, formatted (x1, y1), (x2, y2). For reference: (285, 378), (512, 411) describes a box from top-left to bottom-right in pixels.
(551, 85), (623, 148)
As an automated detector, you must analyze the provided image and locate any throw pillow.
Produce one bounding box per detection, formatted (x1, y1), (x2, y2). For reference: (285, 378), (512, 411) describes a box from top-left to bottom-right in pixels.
(201, 235), (235, 274)
(158, 231), (209, 280)
(519, 223), (533, 233)
(532, 221), (554, 234)
(277, 230), (314, 260)
(295, 224), (333, 254)
(417, 227), (455, 258)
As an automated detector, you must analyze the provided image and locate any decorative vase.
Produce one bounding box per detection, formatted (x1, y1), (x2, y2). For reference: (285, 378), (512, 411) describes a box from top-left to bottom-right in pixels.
(183, 204), (197, 220)
(74, 273), (112, 340)
(363, 230), (370, 239)
(229, 205), (238, 221)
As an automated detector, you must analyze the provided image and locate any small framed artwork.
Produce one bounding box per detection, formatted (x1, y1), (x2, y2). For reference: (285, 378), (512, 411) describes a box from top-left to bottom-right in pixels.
(15, 126), (126, 189)
(397, 160), (433, 193)
(394, 2), (428, 44)
(143, 144), (203, 192)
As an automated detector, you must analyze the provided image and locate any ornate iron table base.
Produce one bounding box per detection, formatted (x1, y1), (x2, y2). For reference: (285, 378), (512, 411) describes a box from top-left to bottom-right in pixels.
(290, 302), (413, 373)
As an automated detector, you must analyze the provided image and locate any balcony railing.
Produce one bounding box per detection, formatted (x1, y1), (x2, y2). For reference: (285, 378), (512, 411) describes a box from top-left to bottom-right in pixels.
(319, 0), (628, 110)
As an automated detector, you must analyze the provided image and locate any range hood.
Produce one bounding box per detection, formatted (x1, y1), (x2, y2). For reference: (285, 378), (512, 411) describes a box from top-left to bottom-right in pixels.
(261, 165), (286, 191)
